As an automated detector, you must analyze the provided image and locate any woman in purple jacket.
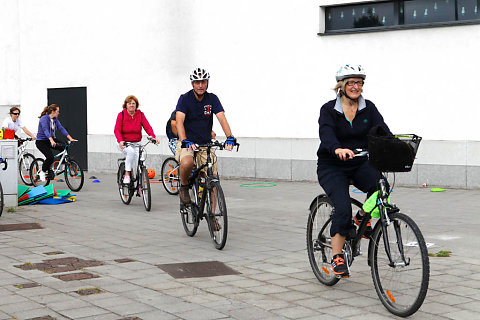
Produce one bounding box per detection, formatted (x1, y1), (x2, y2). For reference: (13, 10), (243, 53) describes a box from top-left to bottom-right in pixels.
(36, 104), (77, 181)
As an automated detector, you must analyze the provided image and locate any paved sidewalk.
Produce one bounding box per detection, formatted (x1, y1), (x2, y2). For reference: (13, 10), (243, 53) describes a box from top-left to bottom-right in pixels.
(0, 173), (479, 320)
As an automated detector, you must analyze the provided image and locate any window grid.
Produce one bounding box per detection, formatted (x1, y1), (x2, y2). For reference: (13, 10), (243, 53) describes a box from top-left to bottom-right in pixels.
(322, 0), (480, 34)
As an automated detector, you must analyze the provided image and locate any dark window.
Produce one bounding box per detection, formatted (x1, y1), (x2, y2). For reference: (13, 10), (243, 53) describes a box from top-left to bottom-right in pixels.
(326, 2), (395, 31)
(323, 0), (480, 34)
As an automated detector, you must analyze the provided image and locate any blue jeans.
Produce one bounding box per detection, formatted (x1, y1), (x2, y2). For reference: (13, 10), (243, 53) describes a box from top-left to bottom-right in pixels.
(317, 159), (384, 237)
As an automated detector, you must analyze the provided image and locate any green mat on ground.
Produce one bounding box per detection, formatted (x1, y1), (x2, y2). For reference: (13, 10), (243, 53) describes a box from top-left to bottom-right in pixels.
(19, 184), (55, 206)
(18, 185), (31, 198)
(55, 189), (71, 197)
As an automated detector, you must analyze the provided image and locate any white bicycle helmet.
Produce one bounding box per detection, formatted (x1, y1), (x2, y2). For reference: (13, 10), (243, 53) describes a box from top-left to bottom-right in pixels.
(190, 68), (210, 81)
(336, 64), (366, 81)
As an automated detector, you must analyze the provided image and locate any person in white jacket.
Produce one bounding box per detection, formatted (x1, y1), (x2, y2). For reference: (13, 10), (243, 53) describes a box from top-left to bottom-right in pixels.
(2, 106), (36, 140)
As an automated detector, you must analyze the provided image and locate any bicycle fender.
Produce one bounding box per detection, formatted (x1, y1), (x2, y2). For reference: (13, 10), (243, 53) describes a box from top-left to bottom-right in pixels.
(308, 194), (330, 212)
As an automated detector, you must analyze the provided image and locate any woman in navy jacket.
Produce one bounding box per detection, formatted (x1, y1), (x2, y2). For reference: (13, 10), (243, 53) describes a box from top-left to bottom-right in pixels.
(36, 104), (77, 181)
(317, 64), (391, 277)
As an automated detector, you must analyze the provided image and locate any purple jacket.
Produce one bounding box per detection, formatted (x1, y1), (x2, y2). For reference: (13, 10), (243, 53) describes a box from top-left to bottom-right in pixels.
(36, 114), (69, 141)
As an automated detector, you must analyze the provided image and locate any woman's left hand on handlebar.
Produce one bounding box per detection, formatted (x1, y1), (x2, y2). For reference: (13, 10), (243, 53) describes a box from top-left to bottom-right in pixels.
(335, 148), (354, 161)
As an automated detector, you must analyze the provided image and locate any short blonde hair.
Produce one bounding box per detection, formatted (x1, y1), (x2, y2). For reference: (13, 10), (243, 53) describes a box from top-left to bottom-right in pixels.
(333, 80), (348, 94)
(122, 95), (139, 109)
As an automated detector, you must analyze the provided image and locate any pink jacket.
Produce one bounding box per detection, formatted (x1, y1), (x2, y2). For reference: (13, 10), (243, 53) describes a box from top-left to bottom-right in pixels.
(114, 109), (156, 143)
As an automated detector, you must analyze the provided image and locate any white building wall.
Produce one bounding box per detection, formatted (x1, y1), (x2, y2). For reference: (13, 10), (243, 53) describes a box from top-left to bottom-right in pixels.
(2, 0), (480, 187)
(0, 0), (21, 107)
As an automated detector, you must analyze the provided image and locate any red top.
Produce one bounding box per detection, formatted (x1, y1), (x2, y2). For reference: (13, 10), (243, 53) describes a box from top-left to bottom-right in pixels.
(114, 109), (156, 143)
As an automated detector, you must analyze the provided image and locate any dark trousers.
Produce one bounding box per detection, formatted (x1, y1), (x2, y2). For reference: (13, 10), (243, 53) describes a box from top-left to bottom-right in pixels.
(317, 159), (384, 237)
(36, 139), (64, 172)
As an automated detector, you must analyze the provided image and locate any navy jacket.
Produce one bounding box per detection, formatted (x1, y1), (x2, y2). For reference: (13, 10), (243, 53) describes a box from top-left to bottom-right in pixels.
(317, 95), (391, 161)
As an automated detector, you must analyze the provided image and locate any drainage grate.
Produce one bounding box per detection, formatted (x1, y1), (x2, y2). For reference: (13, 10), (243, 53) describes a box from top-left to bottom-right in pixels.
(157, 261), (241, 279)
(54, 272), (99, 281)
(15, 257), (104, 274)
(0, 223), (43, 232)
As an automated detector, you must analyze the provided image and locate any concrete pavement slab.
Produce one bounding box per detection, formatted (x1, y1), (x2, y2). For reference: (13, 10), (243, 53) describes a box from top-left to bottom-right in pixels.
(0, 173), (478, 319)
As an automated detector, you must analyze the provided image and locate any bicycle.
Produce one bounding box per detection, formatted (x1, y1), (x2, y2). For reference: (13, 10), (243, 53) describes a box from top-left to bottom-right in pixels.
(0, 158), (8, 217)
(180, 140), (239, 250)
(161, 156), (180, 195)
(306, 134), (429, 317)
(117, 136), (156, 211)
(17, 138), (36, 186)
(30, 141), (84, 192)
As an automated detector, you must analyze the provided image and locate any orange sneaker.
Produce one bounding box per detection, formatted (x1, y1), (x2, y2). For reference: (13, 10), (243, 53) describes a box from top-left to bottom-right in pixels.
(331, 254), (349, 277)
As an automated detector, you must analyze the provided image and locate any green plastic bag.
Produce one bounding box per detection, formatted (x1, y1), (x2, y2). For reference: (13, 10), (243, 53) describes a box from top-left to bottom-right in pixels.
(362, 191), (390, 218)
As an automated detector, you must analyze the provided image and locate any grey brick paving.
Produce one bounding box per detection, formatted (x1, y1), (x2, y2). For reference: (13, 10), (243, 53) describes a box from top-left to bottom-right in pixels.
(0, 174), (479, 319)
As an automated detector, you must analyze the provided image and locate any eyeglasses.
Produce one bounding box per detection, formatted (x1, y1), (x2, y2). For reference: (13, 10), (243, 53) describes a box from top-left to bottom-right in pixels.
(11, 112), (20, 115)
(346, 80), (364, 87)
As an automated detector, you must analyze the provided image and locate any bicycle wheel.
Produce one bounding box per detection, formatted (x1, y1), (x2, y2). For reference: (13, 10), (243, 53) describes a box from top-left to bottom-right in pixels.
(19, 153), (35, 185)
(206, 181), (228, 250)
(30, 159), (51, 187)
(369, 212), (429, 317)
(140, 166), (152, 211)
(0, 182), (4, 217)
(306, 196), (340, 286)
(117, 162), (133, 205)
(64, 159), (84, 191)
(161, 157), (180, 195)
(180, 183), (199, 236)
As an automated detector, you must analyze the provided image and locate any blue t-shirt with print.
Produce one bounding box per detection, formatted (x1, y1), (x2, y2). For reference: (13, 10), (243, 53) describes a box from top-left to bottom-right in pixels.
(175, 90), (224, 144)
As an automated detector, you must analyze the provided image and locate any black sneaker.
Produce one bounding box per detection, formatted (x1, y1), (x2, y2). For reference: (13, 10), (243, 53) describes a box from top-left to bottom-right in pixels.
(354, 211), (373, 238)
(331, 254), (349, 277)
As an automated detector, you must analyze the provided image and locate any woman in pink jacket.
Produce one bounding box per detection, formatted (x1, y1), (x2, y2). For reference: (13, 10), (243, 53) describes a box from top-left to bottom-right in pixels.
(114, 95), (158, 184)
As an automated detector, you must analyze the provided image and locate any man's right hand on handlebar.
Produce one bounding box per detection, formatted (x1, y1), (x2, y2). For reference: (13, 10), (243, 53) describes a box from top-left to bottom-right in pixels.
(182, 139), (197, 150)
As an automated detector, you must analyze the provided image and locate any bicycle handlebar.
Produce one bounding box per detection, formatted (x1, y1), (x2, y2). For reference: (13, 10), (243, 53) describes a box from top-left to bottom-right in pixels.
(0, 158), (7, 170)
(352, 148), (368, 157)
(185, 140), (241, 152)
(124, 136), (158, 148)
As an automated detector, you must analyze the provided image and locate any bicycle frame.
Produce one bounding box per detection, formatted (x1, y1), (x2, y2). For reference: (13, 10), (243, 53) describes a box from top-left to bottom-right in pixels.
(311, 175), (410, 270)
(17, 138), (32, 160)
(187, 145), (219, 219)
(122, 139), (152, 191)
(47, 142), (76, 177)
(360, 177), (410, 269)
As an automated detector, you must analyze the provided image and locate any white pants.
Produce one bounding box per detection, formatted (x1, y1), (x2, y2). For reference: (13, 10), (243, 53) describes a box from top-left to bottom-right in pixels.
(117, 143), (140, 172)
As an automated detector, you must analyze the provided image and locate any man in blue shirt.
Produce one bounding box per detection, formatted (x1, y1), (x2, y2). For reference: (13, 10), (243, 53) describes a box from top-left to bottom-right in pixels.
(175, 68), (235, 204)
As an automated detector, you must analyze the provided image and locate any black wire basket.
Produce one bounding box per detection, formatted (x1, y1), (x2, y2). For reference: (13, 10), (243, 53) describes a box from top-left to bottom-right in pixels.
(368, 132), (422, 173)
